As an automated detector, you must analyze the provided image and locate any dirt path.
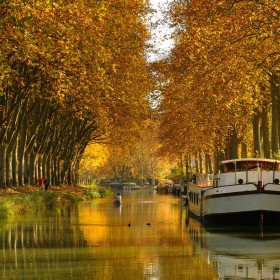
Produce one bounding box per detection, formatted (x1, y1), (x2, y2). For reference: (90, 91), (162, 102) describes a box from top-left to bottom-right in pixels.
(0, 185), (87, 196)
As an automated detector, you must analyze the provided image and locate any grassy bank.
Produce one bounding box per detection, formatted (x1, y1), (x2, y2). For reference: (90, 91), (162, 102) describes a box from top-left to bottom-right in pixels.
(0, 185), (112, 219)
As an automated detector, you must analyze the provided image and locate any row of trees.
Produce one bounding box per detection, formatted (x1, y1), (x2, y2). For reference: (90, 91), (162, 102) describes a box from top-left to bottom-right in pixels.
(3, 0), (279, 187)
(155, 0), (280, 174)
(79, 119), (177, 186)
(0, 0), (154, 188)
(70, 0), (280, 183)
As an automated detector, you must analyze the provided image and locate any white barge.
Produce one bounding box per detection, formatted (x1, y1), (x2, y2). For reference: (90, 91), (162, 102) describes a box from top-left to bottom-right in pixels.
(187, 158), (280, 225)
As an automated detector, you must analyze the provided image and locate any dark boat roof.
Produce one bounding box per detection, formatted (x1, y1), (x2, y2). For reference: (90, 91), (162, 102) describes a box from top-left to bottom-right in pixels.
(221, 158), (280, 164)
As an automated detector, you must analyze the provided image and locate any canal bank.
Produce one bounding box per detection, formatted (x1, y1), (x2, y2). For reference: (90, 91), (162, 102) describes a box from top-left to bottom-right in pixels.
(0, 185), (112, 219)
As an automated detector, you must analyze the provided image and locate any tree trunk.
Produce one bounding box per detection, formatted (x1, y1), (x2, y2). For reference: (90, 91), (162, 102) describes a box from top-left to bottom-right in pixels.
(241, 143), (248, 158)
(53, 158), (60, 186)
(12, 144), (19, 187)
(271, 73), (279, 156)
(194, 156), (199, 174)
(68, 163), (72, 185)
(230, 127), (239, 159)
(185, 154), (191, 179)
(277, 74), (280, 154)
(253, 111), (261, 157)
(47, 155), (52, 185)
(205, 153), (213, 173)
(6, 150), (13, 187)
(198, 153), (203, 173)
(0, 144), (7, 188)
(24, 154), (30, 185)
(262, 103), (271, 158)
(37, 154), (43, 179)
(18, 133), (25, 187)
(214, 147), (225, 172)
(205, 154), (209, 173)
(29, 152), (37, 186)
(42, 153), (48, 179)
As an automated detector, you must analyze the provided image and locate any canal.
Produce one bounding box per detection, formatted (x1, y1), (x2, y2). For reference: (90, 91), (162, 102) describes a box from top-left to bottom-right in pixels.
(0, 189), (280, 279)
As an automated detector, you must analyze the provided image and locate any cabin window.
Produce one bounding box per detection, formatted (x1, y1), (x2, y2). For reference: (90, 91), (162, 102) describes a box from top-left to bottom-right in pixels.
(265, 162), (274, 171)
(221, 161), (280, 173)
(270, 162), (280, 171)
(225, 162), (235, 172)
(247, 161), (275, 171)
(247, 162), (258, 170)
(235, 162), (247, 171)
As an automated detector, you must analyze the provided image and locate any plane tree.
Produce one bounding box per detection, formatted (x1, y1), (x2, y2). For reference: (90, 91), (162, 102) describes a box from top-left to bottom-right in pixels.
(0, 0), (153, 188)
(155, 0), (280, 170)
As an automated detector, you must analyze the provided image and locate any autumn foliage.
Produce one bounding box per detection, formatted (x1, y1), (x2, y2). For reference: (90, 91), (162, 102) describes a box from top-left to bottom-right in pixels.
(0, 0), (153, 188)
(156, 0), (280, 170)
(1, 0), (279, 187)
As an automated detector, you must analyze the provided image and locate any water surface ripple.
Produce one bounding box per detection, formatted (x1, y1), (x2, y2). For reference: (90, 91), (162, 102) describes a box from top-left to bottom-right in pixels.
(1, 190), (279, 279)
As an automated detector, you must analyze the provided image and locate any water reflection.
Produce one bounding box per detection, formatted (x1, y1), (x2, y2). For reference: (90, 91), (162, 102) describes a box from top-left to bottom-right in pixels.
(0, 190), (218, 280)
(0, 191), (280, 280)
(0, 207), (87, 279)
(187, 214), (280, 280)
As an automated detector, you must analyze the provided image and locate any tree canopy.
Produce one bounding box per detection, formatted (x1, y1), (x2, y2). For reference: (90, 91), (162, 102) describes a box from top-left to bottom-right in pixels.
(1, 0), (279, 187)
(0, 0), (154, 188)
(155, 0), (280, 166)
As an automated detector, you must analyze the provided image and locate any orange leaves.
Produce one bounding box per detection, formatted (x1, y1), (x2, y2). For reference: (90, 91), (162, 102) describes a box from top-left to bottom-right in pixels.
(155, 0), (280, 157)
(1, 0), (154, 143)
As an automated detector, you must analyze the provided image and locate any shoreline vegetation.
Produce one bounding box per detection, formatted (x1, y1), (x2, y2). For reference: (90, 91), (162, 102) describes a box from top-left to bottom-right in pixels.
(0, 185), (112, 219)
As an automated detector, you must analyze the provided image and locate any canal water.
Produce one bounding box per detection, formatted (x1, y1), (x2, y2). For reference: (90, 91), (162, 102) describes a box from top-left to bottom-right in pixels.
(1, 190), (280, 280)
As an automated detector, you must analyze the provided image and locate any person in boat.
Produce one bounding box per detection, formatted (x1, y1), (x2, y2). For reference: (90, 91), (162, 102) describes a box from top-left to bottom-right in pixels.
(115, 193), (122, 204)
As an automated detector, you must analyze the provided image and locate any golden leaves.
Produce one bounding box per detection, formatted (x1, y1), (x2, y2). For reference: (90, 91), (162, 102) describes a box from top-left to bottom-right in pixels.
(1, 0), (154, 144)
(155, 0), (280, 157)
